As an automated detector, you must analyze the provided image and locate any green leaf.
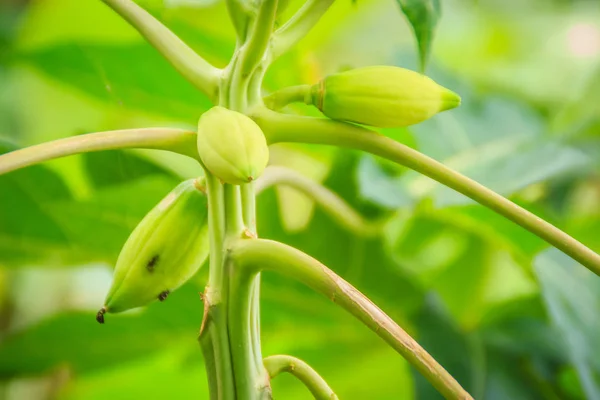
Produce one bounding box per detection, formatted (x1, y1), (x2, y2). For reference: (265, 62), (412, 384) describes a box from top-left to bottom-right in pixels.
(45, 176), (180, 263)
(396, 0), (441, 71)
(535, 249), (600, 399)
(19, 42), (212, 122)
(0, 284), (202, 377)
(358, 97), (592, 208)
(59, 347), (208, 400)
(384, 208), (538, 329)
(0, 142), (77, 266)
(411, 300), (480, 399)
(82, 150), (175, 189)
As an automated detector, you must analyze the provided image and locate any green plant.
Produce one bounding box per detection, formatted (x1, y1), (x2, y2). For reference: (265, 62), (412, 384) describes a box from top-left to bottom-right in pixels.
(0, 1), (599, 399)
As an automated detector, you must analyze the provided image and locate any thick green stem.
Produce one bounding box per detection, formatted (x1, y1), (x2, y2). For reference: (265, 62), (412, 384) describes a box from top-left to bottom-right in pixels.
(225, 184), (245, 236)
(226, 182), (269, 399)
(241, 182), (257, 232)
(239, 0), (279, 77)
(248, 63), (268, 107)
(251, 108), (600, 276)
(228, 257), (270, 399)
(263, 85), (311, 111)
(206, 174), (227, 301)
(226, 0), (252, 43)
(264, 355), (338, 400)
(0, 128), (197, 175)
(271, 0), (336, 60)
(229, 0), (278, 111)
(101, 0), (220, 101)
(256, 166), (381, 237)
(229, 238), (473, 400)
(200, 172), (236, 400)
(239, 182), (263, 396)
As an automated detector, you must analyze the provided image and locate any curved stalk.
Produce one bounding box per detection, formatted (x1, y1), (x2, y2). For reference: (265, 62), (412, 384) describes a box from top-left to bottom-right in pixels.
(263, 85), (311, 110)
(0, 128), (197, 175)
(239, 0), (279, 77)
(101, 0), (220, 101)
(264, 355), (338, 400)
(229, 238), (473, 400)
(251, 108), (600, 275)
(226, 0), (252, 43)
(271, 0), (336, 60)
(256, 166), (381, 237)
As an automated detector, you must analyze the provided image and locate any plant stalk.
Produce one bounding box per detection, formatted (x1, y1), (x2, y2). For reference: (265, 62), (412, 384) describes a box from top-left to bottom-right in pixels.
(0, 128), (198, 175)
(256, 166), (381, 237)
(101, 0), (220, 100)
(264, 355), (338, 400)
(252, 108), (600, 276)
(200, 172), (236, 400)
(229, 238), (473, 400)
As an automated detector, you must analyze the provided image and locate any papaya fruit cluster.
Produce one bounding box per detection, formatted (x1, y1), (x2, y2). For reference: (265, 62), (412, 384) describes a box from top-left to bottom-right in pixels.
(99, 107), (270, 322)
(99, 65), (456, 321)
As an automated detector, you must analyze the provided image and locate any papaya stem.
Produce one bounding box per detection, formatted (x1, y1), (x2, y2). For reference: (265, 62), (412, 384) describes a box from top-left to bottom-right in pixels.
(271, 0), (336, 60)
(225, 0), (253, 43)
(227, 181), (270, 398)
(239, 0), (279, 78)
(252, 108), (600, 276)
(200, 172), (236, 399)
(0, 128), (197, 176)
(264, 355), (338, 400)
(101, 0), (221, 101)
(229, 238), (473, 400)
(262, 85), (311, 110)
(256, 166), (382, 237)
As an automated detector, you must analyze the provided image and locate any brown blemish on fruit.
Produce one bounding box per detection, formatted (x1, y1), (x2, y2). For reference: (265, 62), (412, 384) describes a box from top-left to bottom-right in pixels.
(146, 255), (159, 272)
(158, 290), (170, 301)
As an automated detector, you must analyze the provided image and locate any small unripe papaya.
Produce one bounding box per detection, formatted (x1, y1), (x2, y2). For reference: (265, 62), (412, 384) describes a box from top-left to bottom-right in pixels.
(197, 106), (269, 184)
(308, 66), (460, 128)
(97, 179), (209, 322)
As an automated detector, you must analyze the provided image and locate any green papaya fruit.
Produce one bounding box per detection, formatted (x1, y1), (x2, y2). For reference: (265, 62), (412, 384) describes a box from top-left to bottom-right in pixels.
(196, 106), (269, 185)
(97, 178), (209, 323)
(308, 66), (460, 128)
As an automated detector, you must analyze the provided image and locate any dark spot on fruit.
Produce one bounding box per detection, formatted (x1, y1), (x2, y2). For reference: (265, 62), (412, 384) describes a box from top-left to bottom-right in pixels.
(146, 255), (160, 272)
(96, 307), (106, 324)
(158, 290), (170, 301)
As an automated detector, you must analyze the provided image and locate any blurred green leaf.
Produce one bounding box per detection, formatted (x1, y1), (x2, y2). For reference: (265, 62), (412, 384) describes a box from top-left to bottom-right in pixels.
(396, 0), (441, 71)
(384, 207), (538, 329)
(411, 298), (480, 399)
(59, 347), (208, 400)
(553, 64), (600, 136)
(359, 98), (591, 208)
(483, 351), (551, 400)
(0, 142), (76, 267)
(83, 150), (174, 189)
(0, 284), (202, 378)
(18, 43), (211, 122)
(535, 249), (600, 399)
(46, 176), (179, 264)
(259, 152), (425, 322)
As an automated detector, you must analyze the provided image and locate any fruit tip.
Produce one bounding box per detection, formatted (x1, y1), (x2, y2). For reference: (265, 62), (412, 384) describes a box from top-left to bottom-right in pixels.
(96, 307), (107, 324)
(439, 88), (461, 112)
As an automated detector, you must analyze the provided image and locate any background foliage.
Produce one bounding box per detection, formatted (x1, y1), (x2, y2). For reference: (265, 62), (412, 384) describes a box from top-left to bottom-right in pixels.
(1, 0), (600, 398)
